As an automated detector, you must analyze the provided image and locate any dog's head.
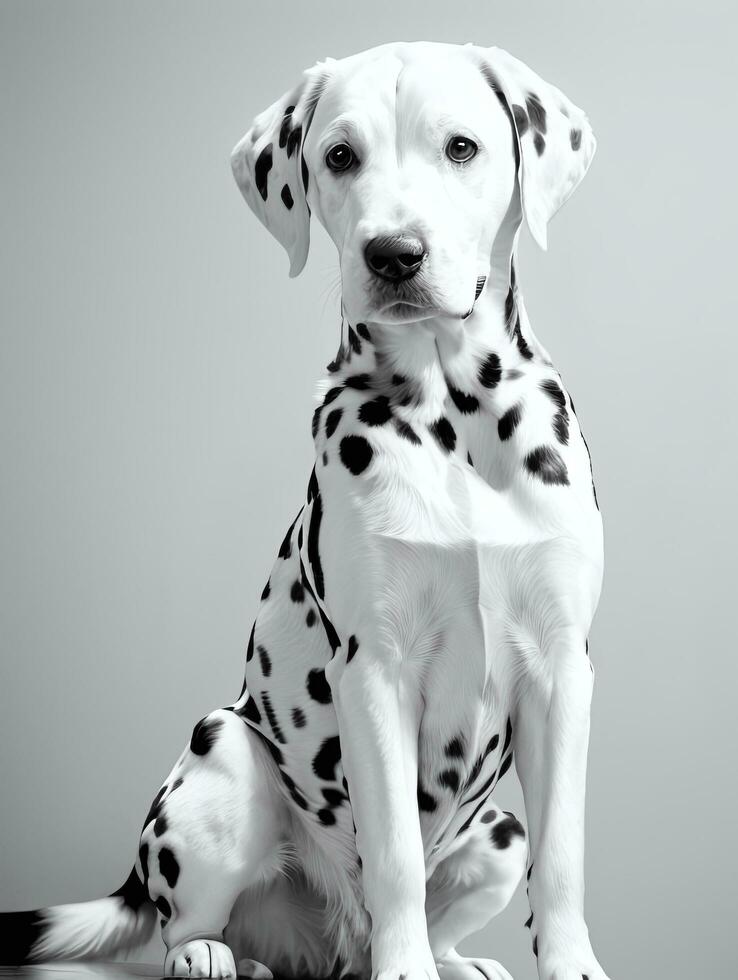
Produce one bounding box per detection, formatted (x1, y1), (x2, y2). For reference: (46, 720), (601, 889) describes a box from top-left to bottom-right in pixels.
(231, 42), (595, 325)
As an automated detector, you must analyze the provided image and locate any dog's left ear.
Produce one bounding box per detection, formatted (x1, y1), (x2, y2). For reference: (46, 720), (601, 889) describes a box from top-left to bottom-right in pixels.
(231, 60), (334, 277)
(469, 44), (596, 250)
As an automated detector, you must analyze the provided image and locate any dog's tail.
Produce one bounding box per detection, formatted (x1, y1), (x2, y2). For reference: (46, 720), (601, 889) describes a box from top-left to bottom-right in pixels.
(0, 867), (156, 964)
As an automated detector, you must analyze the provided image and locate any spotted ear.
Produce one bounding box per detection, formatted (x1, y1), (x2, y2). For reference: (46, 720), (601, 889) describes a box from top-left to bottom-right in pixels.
(230, 61), (334, 277)
(471, 45), (596, 250)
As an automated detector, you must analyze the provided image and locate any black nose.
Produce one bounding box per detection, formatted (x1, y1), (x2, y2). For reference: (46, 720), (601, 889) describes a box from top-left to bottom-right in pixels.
(364, 235), (426, 282)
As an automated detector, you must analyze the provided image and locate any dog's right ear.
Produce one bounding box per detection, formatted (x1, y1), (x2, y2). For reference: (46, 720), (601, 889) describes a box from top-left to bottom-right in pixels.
(231, 61), (334, 278)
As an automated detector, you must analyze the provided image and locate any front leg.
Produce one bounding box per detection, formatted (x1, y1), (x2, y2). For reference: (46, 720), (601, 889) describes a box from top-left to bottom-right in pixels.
(514, 629), (609, 980)
(326, 649), (438, 980)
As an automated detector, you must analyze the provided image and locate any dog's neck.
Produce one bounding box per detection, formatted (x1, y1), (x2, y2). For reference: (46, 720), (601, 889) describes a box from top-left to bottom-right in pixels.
(328, 253), (551, 428)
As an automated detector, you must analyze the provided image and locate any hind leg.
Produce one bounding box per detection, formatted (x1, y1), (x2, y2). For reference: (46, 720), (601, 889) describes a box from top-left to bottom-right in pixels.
(138, 707), (288, 978)
(426, 805), (527, 980)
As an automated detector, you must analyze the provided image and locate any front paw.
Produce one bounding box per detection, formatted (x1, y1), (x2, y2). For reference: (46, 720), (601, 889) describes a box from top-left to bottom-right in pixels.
(375, 967), (440, 980)
(164, 939), (237, 979)
(534, 936), (610, 980)
(374, 948), (440, 980)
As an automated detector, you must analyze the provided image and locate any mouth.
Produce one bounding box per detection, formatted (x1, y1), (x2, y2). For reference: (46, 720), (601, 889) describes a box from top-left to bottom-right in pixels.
(377, 299), (440, 322)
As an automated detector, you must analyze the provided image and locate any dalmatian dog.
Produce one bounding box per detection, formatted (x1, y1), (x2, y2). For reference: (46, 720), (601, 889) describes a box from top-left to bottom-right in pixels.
(1, 40), (608, 980)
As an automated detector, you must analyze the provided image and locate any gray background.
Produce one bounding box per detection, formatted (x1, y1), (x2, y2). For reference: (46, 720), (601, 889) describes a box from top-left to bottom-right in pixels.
(1, 1), (735, 977)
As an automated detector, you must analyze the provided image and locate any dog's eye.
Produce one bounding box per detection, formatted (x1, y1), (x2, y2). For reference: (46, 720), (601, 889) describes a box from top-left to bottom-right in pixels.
(446, 136), (478, 164)
(325, 143), (356, 173)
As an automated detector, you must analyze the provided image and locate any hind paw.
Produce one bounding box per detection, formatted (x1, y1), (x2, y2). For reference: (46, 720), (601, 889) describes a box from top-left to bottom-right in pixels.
(437, 950), (513, 980)
(164, 939), (237, 978)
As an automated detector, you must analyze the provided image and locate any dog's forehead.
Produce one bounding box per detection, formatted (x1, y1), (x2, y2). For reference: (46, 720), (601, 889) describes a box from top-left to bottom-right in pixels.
(314, 43), (494, 133)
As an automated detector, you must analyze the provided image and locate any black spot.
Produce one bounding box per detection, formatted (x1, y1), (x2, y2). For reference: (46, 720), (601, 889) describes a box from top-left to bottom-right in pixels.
(246, 622), (256, 662)
(533, 132), (546, 156)
(504, 287), (515, 325)
(356, 322), (371, 341)
(570, 128), (582, 151)
(417, 784), (438, 812)
(307, 490), (325, 599)
(278, 106), (295, 149)
(478, 352), (502, 389)
(526, 94), (547, 133)
(281, 184), (294, 210)
(322, 450), (328, 466)
(158, 847), (180, 888)
(258, 645), (272, 677)
(260, 580), (271, 601)
(325, 408), (343, 438)
(241, 696), (261, 725)
(394, 419), (421, 445)
(190, 715), (223, 756)
(527, 863), (534, 881)
(307, 465), (319, 502)
(286, 123), (302, 159)
(487, 732), (501, 755)
(491, 812), (525, 849)
(278, 510), (302, 559)
(344, 373), (372, 389)
(524, 912), (534, 929)
(480, 809), (497, 824)
(503, 718), (513, 754)
(322, 787), (345, 807)
(262, 692), (286, 744)
(142, 785), (167, 830)
(291, 706), (307, 728)
(498, 752), (514, 779)
(540, 378), (567, 410)
(290, 579), (305, 604)
(290, 785), (309, 809)
(323, 385), (343, 407)
(340, 435), (373, 475)
(553, 411), (570, 445)
(465, 754), (484, 787)
(498, 404), (522, 441)
(306, 608), (317, 627)
(429, 417), (456, 453)
(445, 736), (465, 759)
(447, 382), (479, 414)
(301, 154), (309, 193)
(254, 143), (273, 201)
(359, 395), (392, 426)
(153, 814), (167, 837)
(266, 740), (283, 766)
(312, 406), (322, 438)
(512, 316), (534, 360)
(139, 843), (149, 885)
(317, 808), (336, 826)
(392, 373), (407, 386)
(347, 635), (359, 662)
(312, 735), (341, 780)
(348, 326), (362, 355)
(532, 936), (538, 958)
(154, 895), (171, 920)
(438, 769), (460, 793)
(512, 104), (529, 135)
(525, 446), (570, 486)
(307, 667), (332, 704)
(110, 867), (149, 912)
